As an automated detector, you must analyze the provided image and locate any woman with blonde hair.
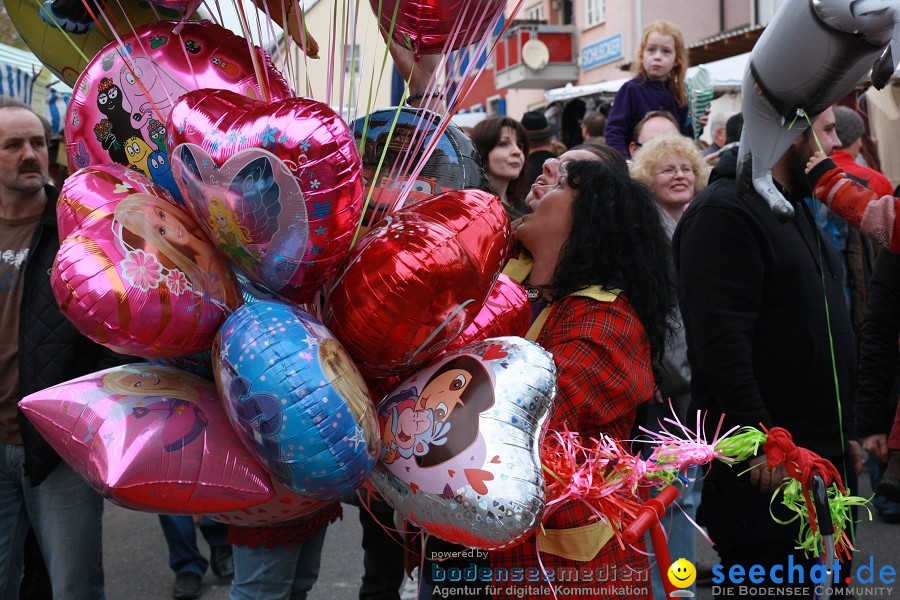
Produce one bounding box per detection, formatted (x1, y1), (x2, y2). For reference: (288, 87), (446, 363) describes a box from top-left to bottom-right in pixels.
(631, 132), (708, 600)
(631, 133), (709, 232)
(114, 193), (241, 309)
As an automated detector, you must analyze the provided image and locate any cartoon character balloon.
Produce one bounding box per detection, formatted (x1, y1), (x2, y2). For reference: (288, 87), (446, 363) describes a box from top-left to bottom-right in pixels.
(351, 108), (486, 224)
(370, 0), (506, 56)
(369, 337), (556, 550)
(19, 364), (274, 513)
(52, 164), (241, 358)
(169, 89), (364, 303)
(65, 20), (292, 202)
(324, 189), (510, 380)
(738, 0), (900, 218)
(214, 300), (380, 500)
(5, 0), (190, 86)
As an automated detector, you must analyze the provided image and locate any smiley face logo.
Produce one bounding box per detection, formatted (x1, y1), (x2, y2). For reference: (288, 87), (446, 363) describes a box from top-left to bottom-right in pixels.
(668, 558), (697, 589)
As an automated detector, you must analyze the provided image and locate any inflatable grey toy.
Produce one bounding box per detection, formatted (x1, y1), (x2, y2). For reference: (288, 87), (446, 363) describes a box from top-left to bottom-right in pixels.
(739, 0), (900, 219)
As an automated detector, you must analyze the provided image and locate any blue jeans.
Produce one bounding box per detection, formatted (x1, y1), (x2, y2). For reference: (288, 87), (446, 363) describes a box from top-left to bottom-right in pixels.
(230, 525), (328, 600)
(0, 443), (104, 600)
(159, 515), (230, 577)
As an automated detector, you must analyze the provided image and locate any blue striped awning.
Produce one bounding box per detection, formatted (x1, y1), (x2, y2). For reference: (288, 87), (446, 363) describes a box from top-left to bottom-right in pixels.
(0, 42), (71, 134)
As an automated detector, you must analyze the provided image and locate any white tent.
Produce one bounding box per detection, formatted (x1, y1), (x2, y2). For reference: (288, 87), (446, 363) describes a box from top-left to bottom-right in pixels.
(0, 42), (71, 134)
(545, 52), (749, 103)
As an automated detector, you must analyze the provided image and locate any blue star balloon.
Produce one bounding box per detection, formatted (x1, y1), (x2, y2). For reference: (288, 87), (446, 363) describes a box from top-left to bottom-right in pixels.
(213, 300), (380, 499)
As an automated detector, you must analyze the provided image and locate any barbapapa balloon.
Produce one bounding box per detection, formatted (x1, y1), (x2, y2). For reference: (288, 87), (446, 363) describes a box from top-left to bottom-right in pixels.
(65, 20), (292, 203)
(169, 89), (364, 303)
(213, 300), (379, 500)
(369, 337), (556, 550)
(18, 364), (273, 513)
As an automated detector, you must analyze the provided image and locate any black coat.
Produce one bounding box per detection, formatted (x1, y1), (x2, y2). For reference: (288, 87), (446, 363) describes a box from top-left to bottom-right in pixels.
(673, 148), (855, 457)
(16, 186), (126, 486)
(853, 249), (900, 438)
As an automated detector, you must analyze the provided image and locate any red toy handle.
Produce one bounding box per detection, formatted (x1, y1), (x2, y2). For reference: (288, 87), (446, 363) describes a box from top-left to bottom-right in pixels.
(622, 485), (679, 544)
(622, 484), (681, 598)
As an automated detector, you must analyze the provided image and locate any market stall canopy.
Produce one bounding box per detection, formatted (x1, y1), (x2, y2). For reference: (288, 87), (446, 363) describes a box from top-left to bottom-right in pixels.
(0, 41), (71, 134)
(545, 52), (749, 103)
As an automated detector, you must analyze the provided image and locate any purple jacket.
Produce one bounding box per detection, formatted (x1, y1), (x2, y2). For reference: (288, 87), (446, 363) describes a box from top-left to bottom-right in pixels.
(604, 76), (690, 158)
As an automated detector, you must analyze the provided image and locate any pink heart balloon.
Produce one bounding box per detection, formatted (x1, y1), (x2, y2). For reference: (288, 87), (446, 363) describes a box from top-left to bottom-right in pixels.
(19, 365), (273, 513)
(65, 20), (292, 203)
(53, 164), (242, 358)
(168, 89), (364, 303)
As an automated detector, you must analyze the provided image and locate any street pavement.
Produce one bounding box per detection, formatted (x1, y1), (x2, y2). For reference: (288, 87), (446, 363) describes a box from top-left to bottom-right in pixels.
(102, 470), (899, 600)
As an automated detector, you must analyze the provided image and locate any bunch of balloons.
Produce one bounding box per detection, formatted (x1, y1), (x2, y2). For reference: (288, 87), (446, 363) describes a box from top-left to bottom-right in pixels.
(16, 0), (554, 551)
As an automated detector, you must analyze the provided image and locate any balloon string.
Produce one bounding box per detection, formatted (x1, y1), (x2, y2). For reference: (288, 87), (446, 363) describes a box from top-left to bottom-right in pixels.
(324, 0), (339, 107)
(77, 0), (110, 37)
(394, 0), (525, 208)
(810, 193), (856, 549)
(349, 0), (404, 242)
(232, 0), (268, 102)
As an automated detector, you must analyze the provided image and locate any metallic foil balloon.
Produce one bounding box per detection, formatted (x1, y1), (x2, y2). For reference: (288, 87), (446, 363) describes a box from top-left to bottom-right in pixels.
(368, 336), (556, 550)
(209, 479), (332, 527)
(370, 0), (506, 56)
(4, 0), (190, 86)
(52, 164), (241, 358)
(350, 108), (486, 223)
(213, 300), (380, 500)
(324, 189), (510, 380)
(169, 89), (364, 304)
(738, 0), (900, 219)
(65, 20), (292, 203)
(444, 274), (530, 353)
(18, 364), (273, 513)
(146, 0), (200, 9)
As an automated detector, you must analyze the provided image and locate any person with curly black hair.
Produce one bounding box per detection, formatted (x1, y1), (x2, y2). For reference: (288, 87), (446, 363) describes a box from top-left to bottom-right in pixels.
(488, 161), (676, 600)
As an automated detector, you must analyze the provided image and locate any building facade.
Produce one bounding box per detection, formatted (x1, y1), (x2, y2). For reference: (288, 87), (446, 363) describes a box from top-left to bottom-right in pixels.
(461, 0), (787, 128)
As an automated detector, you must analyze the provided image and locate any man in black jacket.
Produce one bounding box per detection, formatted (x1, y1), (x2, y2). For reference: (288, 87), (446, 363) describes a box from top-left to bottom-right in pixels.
(0, 96), (118, 600)
(673, 106), (862, 598)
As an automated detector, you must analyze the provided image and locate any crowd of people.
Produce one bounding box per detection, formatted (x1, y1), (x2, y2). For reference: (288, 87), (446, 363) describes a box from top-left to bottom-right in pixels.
(2, 14), (900, 600)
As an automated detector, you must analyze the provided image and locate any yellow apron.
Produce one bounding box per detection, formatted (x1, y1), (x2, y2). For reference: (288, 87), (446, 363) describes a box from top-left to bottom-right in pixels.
(502, 253), (620, 561)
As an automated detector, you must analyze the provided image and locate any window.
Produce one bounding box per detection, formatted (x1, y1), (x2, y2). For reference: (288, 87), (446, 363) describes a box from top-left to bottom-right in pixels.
(584, 0), (605, 28)
(343, 44), (362, 78)
(525, 3), (546, 21)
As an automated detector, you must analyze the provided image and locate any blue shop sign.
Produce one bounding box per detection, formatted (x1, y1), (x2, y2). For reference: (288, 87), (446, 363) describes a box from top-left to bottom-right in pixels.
(581, 34), (623, 71)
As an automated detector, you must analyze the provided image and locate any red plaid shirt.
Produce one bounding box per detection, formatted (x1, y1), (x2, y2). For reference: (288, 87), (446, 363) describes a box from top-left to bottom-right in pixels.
(488, 294), (654, 600)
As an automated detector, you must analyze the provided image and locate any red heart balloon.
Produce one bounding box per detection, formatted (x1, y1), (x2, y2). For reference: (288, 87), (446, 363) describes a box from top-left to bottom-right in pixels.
(324, 189), (509, 379)
(443, 274), (530, 353)
(168, 89), (364, 303)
